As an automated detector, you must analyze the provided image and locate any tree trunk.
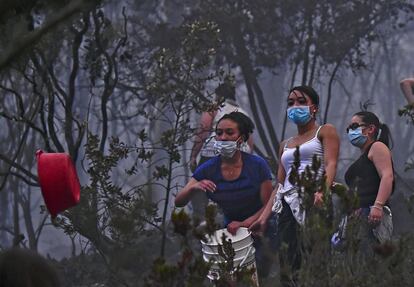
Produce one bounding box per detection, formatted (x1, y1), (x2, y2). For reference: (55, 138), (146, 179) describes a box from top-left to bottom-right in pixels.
(12, 182), (20, 247)
(324, 61), (341, 124)
(19, 190), (38, 251)
(231, 22), (279, 167)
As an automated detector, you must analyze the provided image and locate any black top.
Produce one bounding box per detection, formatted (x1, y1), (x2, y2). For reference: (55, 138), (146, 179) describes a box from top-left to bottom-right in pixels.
(344, 143), (393, 208)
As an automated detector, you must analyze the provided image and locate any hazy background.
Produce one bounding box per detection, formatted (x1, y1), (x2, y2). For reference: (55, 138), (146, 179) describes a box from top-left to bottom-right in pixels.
(0, 1), (413, 284)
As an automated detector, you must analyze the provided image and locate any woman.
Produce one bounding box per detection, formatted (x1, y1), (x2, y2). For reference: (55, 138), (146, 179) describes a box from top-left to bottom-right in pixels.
(250, 85), (340, 284)
(188, 82), (253, 221)
(344, 111), (394, 246)
(175, 111), (274, 276)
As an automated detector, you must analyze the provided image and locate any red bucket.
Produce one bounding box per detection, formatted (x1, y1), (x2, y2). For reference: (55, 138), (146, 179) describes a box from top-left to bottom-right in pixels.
(36, 150), (80, 217)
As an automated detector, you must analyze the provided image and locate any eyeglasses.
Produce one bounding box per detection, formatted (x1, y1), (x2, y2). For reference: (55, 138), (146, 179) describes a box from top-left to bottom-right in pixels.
(346, 123), (366, 133)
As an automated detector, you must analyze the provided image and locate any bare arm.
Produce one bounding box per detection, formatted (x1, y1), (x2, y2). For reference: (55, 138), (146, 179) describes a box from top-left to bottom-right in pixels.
(250, 141), (286, 231)
(319, 124), (340, 188)
(369, 142), (394, 206)
(190, 111), (215, 171)
(400, 78), (414, 104)
(175, 178), (216, 207)
(242, 179), (272, 226)
(228, 179), (272, 234)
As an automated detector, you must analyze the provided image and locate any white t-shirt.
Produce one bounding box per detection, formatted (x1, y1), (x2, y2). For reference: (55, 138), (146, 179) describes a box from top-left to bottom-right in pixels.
(200, 100), (251, 157)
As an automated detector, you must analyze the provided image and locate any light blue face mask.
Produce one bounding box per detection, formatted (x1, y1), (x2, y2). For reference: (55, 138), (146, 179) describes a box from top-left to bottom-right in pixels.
(347, 127), (368, 147)
(213, 140), (239, 158)
(287, 106), (312, 126)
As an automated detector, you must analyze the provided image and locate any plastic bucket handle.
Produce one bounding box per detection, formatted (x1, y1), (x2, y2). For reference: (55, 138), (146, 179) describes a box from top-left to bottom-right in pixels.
(237, 245), (253, 267)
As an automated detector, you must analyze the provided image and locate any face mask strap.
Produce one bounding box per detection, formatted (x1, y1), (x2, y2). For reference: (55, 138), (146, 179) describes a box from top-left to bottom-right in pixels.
(376, 127), (382, 141)
(236, 136), (244, 147)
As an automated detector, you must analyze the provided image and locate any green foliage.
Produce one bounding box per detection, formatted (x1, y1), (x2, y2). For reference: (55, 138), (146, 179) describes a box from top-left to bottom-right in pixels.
(144, 252), (211, 287)
(58, 133), (158, 254)
(171, 209), (192, 237)
(398, 104), (414, 126)
(189, 0), (412, 79)
(151, 207), (257, 287)
(204, 204), (221, 236)
(145, 209), (211, 287)
(60, 16), (226, 273)
(138, 19), (227, 258)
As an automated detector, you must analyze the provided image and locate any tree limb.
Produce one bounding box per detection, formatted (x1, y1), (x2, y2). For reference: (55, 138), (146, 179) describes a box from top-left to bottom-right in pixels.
(0, 0), (101, 69)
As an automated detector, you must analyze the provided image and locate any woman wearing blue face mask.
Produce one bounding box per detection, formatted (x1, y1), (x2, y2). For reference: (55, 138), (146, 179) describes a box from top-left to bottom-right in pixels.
(175, 111), (276, 277)
(344, 111), (394, 248)
(250, 85), (340, 285)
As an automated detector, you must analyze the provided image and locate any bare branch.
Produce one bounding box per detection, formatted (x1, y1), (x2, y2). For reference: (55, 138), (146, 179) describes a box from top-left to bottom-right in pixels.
(0, 154), (38, 184)
(0, 171), (39, 187)
(0, 0), (101, 69)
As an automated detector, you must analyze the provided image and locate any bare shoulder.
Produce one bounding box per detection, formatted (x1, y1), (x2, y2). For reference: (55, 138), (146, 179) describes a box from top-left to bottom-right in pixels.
(320, 123), (337, 132)
(368, 141), (392, 163)
(401, 78), (414, 84)
(370, 141), (391, 155)
(318, 123), (339, 139)
(200, 111), (215, 126)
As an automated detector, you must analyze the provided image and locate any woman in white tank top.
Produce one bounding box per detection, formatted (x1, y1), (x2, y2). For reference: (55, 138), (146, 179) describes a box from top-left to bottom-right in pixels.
(250, 86), (340, 285)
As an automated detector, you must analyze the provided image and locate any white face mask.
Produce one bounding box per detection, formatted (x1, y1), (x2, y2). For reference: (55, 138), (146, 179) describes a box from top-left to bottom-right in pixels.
(213, 140), (239, 158)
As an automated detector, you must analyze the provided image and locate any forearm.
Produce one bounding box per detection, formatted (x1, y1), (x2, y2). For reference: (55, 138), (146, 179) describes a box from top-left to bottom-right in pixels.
(242, 205), (266, 228)
(191, 112), (214, 159)
(324, 162), (337, 189)
(175, 184), (197, 207)
(374, 174), (394, 206)
(400, 80), (414, 104)
(190, 140), (204, 160)
(257, 190), (276, 223)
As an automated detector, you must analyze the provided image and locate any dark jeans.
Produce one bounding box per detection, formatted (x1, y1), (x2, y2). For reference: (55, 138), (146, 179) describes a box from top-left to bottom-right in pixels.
(253, 213), (279, 278)
(278, 199), (301, 287)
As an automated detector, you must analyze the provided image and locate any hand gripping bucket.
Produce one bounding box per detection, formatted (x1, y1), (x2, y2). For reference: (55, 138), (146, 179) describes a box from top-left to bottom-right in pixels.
(201, 227), (259, 286)
(36, 150), (81, 217)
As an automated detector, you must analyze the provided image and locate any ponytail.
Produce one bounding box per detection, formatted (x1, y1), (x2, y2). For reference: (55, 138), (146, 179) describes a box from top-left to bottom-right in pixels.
(376, 123), (393, 149)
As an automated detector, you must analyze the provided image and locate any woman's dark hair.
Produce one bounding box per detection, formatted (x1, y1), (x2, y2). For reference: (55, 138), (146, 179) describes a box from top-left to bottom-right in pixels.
(216, 111), (255, 142)
(289, 85), (320, 106)
(354, 111), (393, 148)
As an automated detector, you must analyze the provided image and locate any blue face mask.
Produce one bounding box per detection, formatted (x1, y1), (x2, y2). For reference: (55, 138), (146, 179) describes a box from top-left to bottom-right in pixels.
(287, 106), (312, 126)
(347, 127), (367, 147)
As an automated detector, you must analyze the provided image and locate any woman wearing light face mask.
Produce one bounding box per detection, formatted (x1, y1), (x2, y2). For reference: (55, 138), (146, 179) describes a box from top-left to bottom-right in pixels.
(175, 111), (275, 277)
(344, 111), (394, 247)
(250, 85), (340, 285)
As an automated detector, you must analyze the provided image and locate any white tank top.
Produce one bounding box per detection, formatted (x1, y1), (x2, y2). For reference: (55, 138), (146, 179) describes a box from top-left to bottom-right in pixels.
(200, 100), (251, 157)
(281, 126), (324, 191)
